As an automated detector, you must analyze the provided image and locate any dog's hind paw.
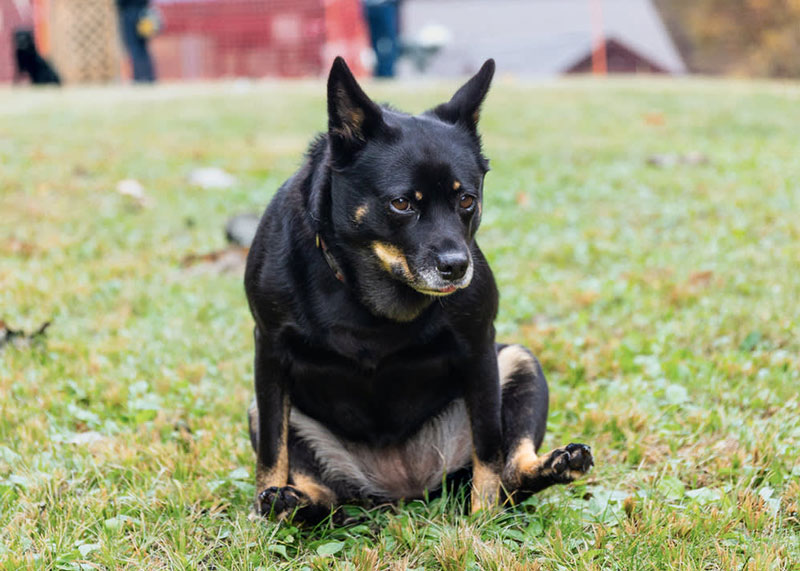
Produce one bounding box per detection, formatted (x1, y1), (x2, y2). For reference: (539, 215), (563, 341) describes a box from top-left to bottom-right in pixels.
(258, 485), (309, 518)
(547, 443), (594, 482)
(514, 443), (594, 496)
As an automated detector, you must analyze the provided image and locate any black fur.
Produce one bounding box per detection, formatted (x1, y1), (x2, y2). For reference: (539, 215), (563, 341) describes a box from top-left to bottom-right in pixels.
(244, 57), (592, 524)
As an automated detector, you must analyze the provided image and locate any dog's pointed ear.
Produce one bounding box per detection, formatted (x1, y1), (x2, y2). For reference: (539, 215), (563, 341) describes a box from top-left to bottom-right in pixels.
(431, 59), (495, 135)
(327, 57), (386, 157)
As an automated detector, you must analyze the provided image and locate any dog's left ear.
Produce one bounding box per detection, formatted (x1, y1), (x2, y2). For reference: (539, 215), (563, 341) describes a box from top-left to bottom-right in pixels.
(431, 59), (495, 136)
(327, 57), (387, 158)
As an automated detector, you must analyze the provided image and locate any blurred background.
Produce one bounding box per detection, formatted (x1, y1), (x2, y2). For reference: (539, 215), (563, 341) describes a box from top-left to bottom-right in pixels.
(3, 0), (800, 86)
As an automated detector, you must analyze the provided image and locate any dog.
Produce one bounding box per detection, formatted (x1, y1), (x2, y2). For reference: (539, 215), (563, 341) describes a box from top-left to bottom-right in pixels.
(244, 57), (593, 524)
(13, 29), (61, 85)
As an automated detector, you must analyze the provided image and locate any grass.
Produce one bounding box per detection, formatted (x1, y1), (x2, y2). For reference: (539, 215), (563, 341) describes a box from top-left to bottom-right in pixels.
(1, 76), (799, 570)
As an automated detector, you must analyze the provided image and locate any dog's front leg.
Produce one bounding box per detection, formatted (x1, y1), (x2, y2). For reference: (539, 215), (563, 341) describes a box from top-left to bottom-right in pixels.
(465, 347), (504, 513)
(251, 327), (293, 518)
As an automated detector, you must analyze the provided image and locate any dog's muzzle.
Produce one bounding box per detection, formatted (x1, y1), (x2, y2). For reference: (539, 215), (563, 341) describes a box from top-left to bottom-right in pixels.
(414, 254), (474, 296)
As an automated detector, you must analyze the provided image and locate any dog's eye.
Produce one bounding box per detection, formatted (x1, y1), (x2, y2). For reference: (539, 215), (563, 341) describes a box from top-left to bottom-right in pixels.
(391, 197), (412, 212)
(459, 194), (476, 210)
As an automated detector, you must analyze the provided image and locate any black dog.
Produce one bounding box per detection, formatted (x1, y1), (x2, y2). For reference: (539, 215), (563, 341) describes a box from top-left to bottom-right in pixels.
(14, 29), (61, 85)
(244, 57), (593, 524)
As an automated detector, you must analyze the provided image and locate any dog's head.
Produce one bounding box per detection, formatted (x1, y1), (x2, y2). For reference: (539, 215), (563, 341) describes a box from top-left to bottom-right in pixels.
(14, 30), (36, 55)
(320, 57), (494, 321)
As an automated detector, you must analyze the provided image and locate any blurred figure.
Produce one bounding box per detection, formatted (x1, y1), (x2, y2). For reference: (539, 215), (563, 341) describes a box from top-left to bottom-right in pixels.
(13, 29), (60, 85)
(363, 0), (399, 77)
(116, 0), (156, 82)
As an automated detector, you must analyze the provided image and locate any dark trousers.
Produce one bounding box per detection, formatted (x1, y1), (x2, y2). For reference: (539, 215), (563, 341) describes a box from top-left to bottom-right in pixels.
(364, 1), (399, 78)
(118, 6), (156, 82)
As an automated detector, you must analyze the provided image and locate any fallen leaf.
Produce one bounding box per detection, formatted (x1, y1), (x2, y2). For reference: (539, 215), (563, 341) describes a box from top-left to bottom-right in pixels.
(688, 270), (714, 286)
(5, 238), (36, 257)
(180, 247), (249, 276)
(643, 112), (665, 126)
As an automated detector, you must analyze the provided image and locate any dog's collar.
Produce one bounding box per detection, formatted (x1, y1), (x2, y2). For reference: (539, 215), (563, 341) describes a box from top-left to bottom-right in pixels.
(315, 233), (345, 283)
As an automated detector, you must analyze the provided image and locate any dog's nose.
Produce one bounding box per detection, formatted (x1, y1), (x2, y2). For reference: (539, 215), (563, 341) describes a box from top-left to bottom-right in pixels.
(435, 251), (469, 281)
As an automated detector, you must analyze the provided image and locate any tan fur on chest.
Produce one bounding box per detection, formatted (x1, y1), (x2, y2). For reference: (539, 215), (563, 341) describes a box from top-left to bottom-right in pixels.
(290, 400), (472, 500)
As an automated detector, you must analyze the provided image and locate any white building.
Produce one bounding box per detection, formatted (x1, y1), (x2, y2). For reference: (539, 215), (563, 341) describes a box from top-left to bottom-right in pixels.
(400, 0), (686, 76)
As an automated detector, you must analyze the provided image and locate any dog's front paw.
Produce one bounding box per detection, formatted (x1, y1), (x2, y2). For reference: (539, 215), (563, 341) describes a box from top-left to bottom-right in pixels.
(258, 485), (309, 518)
(546, 443), (594, 483)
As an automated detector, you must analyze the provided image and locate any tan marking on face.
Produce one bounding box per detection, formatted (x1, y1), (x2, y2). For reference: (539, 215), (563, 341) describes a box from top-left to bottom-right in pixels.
(453, 180), (461, 190)
(414, 191), (423, 201)
(477, 202), (482, 216)
(254, 394), (290, 494)
(354, 204), (368, 223)
(471, 454), (501, 513)
(290, 472), (337, 507)
(372, 241), (412, 279)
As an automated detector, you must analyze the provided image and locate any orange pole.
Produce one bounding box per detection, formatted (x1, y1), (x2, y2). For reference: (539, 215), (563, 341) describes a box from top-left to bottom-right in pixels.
(590, 0), (607, 75)
(33, 0), (51, 56)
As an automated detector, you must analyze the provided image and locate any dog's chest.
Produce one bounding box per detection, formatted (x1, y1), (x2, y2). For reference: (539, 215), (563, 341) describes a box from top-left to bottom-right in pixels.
(280, 324), (465, 445)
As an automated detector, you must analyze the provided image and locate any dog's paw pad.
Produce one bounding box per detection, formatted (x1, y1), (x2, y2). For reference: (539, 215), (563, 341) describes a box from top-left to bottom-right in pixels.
(564, 442), (594, 473)
(547, 443), (593, 482)
(258, 486), (309, 518)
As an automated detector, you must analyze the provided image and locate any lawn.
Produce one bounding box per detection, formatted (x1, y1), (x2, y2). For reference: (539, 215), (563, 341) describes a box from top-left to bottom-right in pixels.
(1, 77), (799, 570)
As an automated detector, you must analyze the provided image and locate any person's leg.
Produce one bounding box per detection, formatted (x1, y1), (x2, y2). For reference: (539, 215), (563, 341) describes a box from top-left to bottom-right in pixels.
(365, 2), (398, 77)
(119, 7), (155, 82)
(119, 7), (138, 78)
(132, 33), (156, 82)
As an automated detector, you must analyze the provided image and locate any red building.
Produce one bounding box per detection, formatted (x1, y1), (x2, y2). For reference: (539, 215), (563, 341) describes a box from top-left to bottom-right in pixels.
(0, 1), (31, 82)
(151, 0), (369, 79)
(0, 0), (369, 83)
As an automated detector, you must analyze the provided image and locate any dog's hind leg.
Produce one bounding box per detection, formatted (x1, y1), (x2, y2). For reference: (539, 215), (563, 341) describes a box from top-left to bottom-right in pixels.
(497, 345), (593, 503)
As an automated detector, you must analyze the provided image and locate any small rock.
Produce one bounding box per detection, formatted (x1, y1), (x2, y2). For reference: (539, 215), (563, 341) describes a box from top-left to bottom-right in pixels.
(646, 154), (678, 168)
(189, 167), (237, 190)
(66, 431), (105, 445)
(682, 151), (709, 166)
(116, 179), (151, 207)
(647, 152), (710, 168)
(225, 213), (261, 248)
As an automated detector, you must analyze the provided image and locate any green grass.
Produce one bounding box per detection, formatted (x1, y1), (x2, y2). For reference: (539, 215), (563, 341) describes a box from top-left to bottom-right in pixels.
(1, 77), (799, 570)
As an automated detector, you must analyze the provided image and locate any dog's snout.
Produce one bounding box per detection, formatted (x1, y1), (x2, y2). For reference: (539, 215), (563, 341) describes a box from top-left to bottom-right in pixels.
(435, 251), (469, 281)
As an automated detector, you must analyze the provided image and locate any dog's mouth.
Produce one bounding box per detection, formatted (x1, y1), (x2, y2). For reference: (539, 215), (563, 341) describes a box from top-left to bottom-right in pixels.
(413, 285), (457, 296)
(410, 262), (474, 297)
(371, 241), (473, 297)
(419, 285), (457, 295)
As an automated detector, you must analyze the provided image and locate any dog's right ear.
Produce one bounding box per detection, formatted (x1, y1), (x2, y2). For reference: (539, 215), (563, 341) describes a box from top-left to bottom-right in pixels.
(431, 59), (495, 138)
(327, 57), (386, 159)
